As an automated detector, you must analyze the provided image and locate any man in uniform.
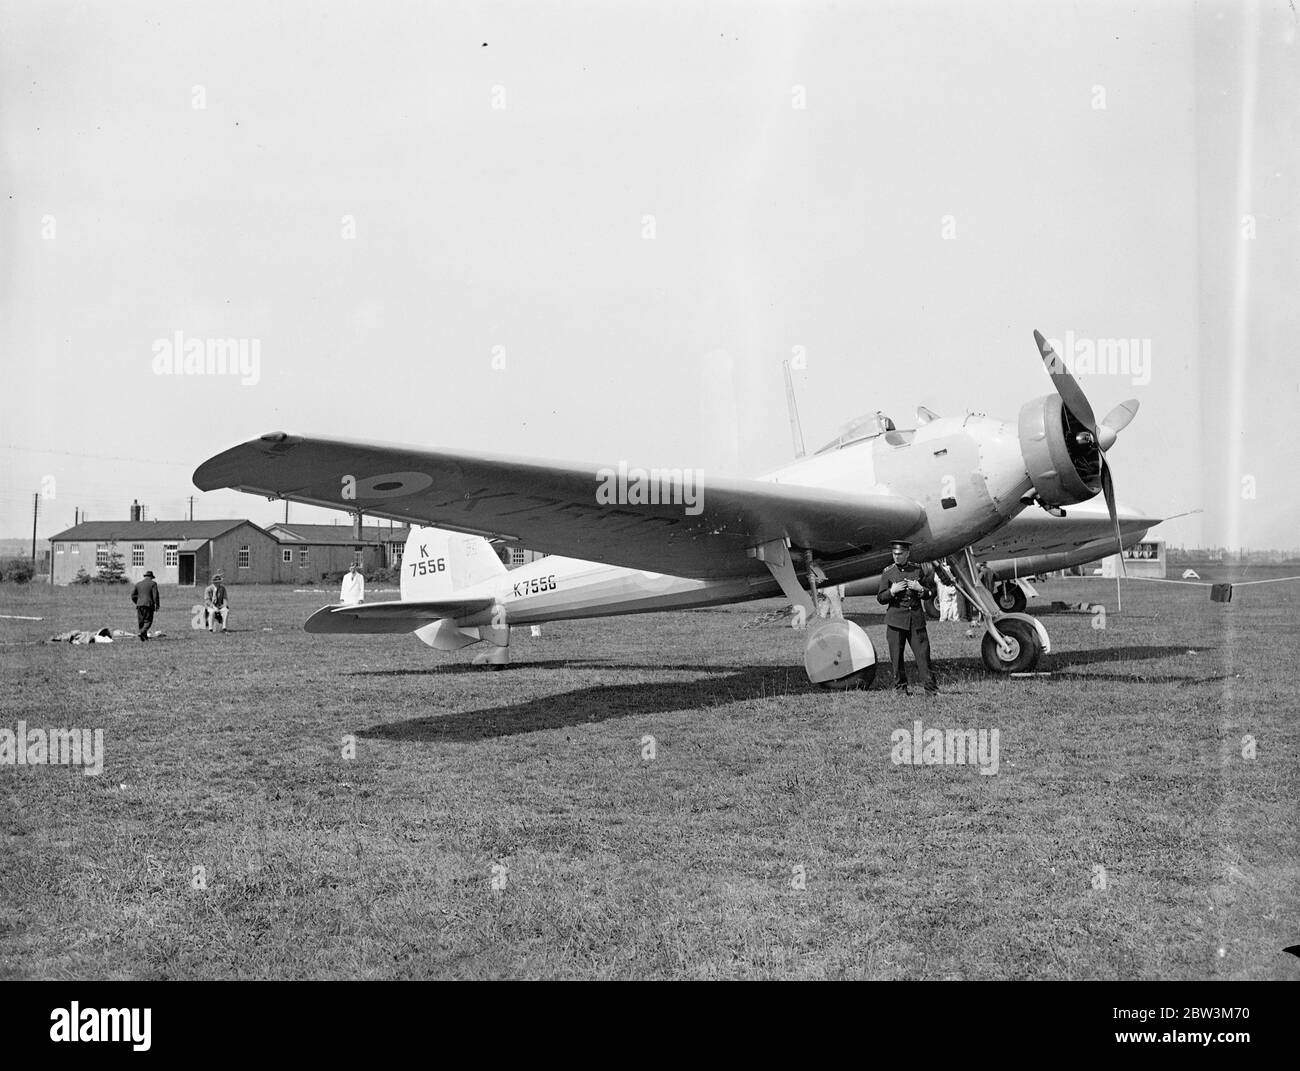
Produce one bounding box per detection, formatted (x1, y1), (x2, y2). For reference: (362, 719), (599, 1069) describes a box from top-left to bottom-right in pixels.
(876, 539), (939, 694)
(130, 570), (160, 641)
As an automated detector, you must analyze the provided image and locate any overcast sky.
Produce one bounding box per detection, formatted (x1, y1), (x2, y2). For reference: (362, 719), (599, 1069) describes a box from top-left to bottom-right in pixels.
(3, 0), (1297, 551)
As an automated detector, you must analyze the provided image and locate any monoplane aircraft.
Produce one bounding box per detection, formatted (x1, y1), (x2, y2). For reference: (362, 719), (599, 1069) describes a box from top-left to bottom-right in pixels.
(194, 332), (1155, 687)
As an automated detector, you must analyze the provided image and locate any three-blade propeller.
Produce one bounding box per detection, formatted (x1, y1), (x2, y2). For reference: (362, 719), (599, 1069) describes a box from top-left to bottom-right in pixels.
(1033, 329), (1139, 572)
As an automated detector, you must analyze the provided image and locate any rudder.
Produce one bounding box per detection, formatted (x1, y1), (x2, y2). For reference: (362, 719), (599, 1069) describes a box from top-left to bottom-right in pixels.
(400, 526), (507, 601)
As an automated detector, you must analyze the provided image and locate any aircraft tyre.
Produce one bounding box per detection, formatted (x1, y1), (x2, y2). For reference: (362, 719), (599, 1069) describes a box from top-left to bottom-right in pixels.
(995, 583), (1027, 614)
(981, 618), (1041, 673)
(820, 665), (877, 690)
(473, 645), (511, 668)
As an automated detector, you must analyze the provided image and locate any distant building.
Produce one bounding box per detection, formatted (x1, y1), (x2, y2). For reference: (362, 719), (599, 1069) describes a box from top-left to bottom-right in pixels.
(267, 523), (410, 576)
(1101, 539), (1166, 579)
(48, 520), (278, 586)
(48, 518), (414, 586)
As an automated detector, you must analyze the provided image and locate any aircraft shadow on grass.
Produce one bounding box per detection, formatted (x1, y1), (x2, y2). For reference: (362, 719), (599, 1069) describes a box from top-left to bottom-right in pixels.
(345, 659), (740, 678)
(357, 663), (809, 743)
(356, 644), (1215, 743)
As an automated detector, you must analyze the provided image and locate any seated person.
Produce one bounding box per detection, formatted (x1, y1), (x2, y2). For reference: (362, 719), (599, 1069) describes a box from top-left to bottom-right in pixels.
(203, 573), (230, 632)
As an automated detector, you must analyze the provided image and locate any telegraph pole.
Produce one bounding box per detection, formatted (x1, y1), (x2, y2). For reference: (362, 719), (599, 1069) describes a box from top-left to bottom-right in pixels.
(31, 492), (39, 560)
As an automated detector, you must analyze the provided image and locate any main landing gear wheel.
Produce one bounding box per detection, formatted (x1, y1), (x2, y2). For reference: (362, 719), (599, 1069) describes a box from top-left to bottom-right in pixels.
(981, 617), (1042, 673)
(995, 583), (1027, 614)
(821, 665), (876, 691)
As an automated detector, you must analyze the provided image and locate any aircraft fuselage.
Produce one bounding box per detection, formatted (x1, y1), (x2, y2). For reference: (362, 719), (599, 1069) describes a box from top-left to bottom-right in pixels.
(446, 412), (1040, 628)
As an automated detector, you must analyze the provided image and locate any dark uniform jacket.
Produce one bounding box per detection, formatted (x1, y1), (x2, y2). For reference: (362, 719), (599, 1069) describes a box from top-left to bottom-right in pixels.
(130, 578), (160, 610)
(876, 561), (935, 629)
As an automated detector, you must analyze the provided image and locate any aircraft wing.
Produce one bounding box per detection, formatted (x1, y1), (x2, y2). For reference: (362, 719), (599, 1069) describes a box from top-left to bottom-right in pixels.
(194, 433), (925, 579)
(968, 506), (1158, 559)
(305, 598), (495, 633)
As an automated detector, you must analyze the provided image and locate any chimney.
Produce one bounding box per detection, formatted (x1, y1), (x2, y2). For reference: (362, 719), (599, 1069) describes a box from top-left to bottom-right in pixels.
(130, 499), (141, 522)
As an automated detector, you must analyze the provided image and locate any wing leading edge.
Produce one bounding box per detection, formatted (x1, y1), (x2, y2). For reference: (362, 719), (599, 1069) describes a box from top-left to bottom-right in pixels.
(194, 432), (925, 579)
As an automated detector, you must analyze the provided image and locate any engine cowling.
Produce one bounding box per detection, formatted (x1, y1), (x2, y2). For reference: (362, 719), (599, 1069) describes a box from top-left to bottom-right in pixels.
(1017, 394), (1102, 507)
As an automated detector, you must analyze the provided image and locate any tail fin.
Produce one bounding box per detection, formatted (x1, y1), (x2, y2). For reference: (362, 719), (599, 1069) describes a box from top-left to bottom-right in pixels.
(399, 526), (508, 601)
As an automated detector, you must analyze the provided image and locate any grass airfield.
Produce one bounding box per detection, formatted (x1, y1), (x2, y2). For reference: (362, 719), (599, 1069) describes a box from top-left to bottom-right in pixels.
(1, 573), (1296, 980)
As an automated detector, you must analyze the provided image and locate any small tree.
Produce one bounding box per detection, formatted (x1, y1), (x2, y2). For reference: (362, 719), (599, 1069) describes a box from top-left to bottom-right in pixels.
(1, 558), (35, 583)
(95, 542), (128, 584)
(72, 566), (92, 585)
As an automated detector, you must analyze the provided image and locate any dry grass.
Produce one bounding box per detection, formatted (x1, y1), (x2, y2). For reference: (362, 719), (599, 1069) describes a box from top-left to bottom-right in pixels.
(1, 572), (1296, 979)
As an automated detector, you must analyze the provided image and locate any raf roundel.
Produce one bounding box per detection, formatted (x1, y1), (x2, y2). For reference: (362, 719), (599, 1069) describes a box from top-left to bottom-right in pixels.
(354, 471), (435, 499)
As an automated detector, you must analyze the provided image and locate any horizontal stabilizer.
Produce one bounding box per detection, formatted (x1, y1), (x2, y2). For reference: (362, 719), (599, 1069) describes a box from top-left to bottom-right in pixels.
(304, 598), (494, 634)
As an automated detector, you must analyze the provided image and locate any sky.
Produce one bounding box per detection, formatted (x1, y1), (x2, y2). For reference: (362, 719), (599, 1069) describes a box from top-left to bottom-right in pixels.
(2, 0), (1297, 551)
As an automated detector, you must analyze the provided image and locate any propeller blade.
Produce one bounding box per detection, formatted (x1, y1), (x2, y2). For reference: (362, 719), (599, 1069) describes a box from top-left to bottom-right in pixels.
(1100, 456), (1125, 610)
(1034, 329), (1098, 432)
(1101, 398), (1140, 435)
(1100, 457), (1126, 579)
(1032, 330), (1139, 608)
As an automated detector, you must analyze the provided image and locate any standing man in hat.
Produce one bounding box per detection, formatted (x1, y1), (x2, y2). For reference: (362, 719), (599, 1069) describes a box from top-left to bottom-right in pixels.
(203, 572), (230, 632)
(877, 539), (939, 694)
(131, 570), (161, 641)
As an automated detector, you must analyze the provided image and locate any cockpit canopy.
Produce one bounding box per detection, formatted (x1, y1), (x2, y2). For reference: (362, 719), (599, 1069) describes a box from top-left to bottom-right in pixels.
(814, 411), (899, 455)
